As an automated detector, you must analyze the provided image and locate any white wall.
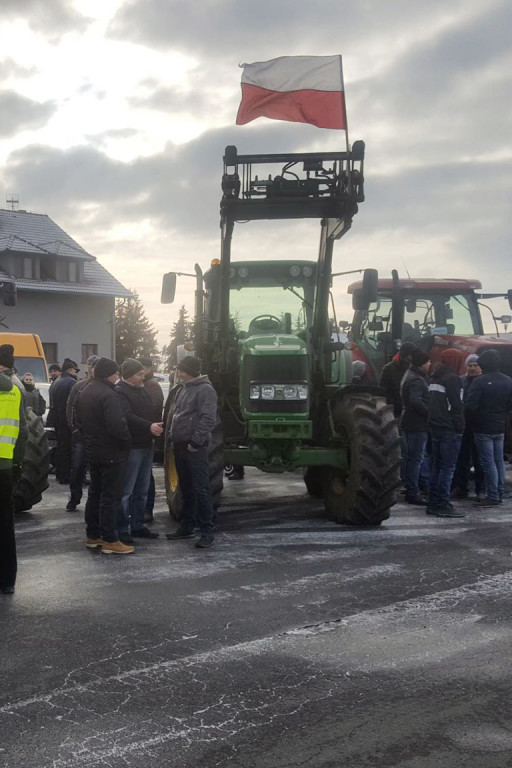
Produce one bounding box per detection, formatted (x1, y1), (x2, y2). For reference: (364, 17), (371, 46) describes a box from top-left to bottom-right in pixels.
(1, 291), (116, 370)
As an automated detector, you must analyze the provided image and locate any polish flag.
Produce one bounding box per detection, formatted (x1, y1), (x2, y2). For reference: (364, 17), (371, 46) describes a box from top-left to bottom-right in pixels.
(236, 55), (346, 130)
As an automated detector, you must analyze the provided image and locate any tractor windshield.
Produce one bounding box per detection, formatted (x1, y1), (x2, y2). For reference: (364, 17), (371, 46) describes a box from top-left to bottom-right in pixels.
(230, 281), (314, 337)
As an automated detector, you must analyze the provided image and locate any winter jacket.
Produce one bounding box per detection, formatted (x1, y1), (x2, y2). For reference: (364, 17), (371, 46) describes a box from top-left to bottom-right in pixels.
(380, 358), (409, 417)
(77, 378), (131, 464)
(428, 364), (464, 433)
(144, 377), (164, 423)
(115, 380), (155, 449)
(51, 371), (78, 431)
(400, 366), (429, 432)
(21, 385), (46, 416)
(460, 374), (480, 432)
(169, 375), (217, 448)
(465, 351), (512, 434)
(66, 378), (92, 431)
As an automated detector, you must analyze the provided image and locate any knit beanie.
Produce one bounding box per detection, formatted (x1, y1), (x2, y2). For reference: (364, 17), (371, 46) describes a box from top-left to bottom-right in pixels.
(465, 354), (479, 366)
(62, 357), (79, 372)
(410, 348), (430, 368)
(94, 357), (119, 379)
(48, 363), (61, 373)
(86, 354), (99, 366)
(398, 342), (417, 360)
(121, 358), (144, 379)
(440, 348), (464, 371)
(0, 344), (15, 369)
(477, 349), (501, 373)
(177, 356), (201, 377)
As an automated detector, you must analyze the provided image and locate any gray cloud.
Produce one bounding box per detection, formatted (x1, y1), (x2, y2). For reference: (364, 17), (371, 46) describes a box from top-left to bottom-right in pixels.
(3, 0), (89, 35)
(0, 91), (56, 138)
(0, 58), (37, 80)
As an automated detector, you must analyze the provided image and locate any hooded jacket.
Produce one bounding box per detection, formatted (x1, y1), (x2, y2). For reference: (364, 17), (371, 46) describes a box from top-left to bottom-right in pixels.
(77, 377), (131, 464)
(400, 366), (429, 432)
(22, 384), (46, 417)
(465, 349), (512, 434)
(169, 375), (217, 448)
(428, 364), (464, 433)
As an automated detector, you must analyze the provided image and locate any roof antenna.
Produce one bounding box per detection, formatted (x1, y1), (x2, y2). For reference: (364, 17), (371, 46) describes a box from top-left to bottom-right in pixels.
(400, 254), (410, 279)
(6, 193), (19, 211)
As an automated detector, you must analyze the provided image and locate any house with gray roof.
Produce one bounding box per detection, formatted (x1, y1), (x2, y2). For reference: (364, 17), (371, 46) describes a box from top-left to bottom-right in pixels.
(0, 208), (131, 370)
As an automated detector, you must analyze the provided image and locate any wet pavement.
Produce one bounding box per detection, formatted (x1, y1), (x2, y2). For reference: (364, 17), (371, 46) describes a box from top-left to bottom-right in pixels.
(2, 469), (512, 767)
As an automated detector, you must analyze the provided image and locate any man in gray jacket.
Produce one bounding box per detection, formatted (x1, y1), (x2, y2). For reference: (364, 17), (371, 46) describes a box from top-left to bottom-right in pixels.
(166, 356), (218, 548)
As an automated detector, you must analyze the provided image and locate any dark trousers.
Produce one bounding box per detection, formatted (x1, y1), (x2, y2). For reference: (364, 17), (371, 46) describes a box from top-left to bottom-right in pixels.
(453, 430), (484, 497)
(85, 462), (125, 542)
(0, 469), (17, 589)
(145, 472), (155, 518)
(55, 422), (72, 483)
(428, 430), (463, 509)
(402, 431), (428, 498)
(174, 443), (214, 535)
(69, 431), (87, 504)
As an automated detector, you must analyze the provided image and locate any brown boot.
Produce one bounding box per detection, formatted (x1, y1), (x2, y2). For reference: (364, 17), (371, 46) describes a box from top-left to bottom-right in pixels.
(86, 538), (103, 549)
(101, 540), (135, 555)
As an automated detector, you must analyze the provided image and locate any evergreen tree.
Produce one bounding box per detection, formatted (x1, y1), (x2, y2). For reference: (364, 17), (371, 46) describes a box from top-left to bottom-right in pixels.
(163, 304), (194, 372)
(115, 291), (160, 363)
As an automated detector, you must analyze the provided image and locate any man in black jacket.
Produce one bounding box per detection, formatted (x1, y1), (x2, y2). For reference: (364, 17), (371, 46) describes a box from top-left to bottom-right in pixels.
(400, 348), (430, 504)
(379, 342), (417, 418)
(116, 359), (163, 542)
(427, 348), (465, 517)
(77, 357), (134, 554)
(465, 349), (512, 507)
(51, 357), (79, 484)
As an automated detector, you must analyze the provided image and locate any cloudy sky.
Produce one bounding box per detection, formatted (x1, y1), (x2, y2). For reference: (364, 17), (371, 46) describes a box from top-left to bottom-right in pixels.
(1, 0), (511, 344)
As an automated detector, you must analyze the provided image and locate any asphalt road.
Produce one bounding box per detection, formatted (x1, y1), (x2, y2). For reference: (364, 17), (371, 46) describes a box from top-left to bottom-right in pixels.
(2, 469), (512, 767)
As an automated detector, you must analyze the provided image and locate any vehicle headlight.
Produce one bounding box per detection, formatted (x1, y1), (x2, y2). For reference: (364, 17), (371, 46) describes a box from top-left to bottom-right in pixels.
(249, 385), (260, 399)
(297, 385), (308, 400)
(284, 385), (298, 399)
(261, 385), (275, 400)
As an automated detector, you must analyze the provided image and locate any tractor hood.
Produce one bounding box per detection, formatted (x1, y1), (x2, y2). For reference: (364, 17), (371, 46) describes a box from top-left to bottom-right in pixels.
(242, 333), (308, 357)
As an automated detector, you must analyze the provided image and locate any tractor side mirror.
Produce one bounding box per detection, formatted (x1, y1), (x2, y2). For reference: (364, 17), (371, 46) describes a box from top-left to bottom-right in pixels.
(161, 273), (177, 304)
(357, 268), (378, 310)
(508, 290), (512, 310)
(405, 298), (417, 313)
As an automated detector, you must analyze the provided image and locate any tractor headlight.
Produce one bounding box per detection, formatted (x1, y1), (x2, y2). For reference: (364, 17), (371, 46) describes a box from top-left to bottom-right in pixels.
(249, 383), (308, 401)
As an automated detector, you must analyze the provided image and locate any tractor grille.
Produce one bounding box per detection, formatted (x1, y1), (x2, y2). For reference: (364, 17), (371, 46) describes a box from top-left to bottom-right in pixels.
(245, 354), (309, 414)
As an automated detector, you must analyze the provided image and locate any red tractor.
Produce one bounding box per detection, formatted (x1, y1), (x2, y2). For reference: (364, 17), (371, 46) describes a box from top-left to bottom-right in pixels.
(346, 270), (512, 378)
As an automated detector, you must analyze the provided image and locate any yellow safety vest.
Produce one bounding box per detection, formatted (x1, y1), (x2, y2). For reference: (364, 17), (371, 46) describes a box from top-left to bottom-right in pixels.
(0, 384), (21, 460)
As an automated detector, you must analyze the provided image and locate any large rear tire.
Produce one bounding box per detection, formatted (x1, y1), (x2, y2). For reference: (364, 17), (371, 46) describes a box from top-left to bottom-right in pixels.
(13, 408), (50, 513)
(323, 393), (400, 525)
(164, 421), (224, 521)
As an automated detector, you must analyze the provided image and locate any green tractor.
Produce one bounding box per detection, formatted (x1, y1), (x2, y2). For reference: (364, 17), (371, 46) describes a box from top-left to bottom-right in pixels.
(162, 144), (400, 525)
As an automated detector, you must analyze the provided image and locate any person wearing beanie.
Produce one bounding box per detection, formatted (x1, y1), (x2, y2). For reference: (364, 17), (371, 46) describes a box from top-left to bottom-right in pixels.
(51, 357), (80, 484)
(64, 355), (100, 512)
(48, 363), (61, 382)
(115, 359), (163, 541)
(139, 358), (164, 523)
(452, 354), (483, 500)
(21, 372), (46, 417)
(166, 357), (218, 549)
(465, 349), (512, 507)
(400, 348), (430, 504)
(0, 355), (28, 594)
(426, 349), (465, 517)
(379, 342), (417, 418)
(76, 358), (134, 554)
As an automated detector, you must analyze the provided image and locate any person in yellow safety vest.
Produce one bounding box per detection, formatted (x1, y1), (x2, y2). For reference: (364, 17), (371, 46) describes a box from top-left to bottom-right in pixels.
(0, 344), (28, 595)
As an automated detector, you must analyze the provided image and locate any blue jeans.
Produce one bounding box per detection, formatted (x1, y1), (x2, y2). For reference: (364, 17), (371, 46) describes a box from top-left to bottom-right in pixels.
(474, 433), (505, 502)
(428, 430), (462, 509)
(402, 431), (428, 498)
(174, 443), (214, 535)
(119, 447), (154, 533)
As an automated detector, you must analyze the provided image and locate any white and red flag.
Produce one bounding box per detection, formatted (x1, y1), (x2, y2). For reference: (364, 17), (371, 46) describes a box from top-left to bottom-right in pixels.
(236, 55), (346, 130)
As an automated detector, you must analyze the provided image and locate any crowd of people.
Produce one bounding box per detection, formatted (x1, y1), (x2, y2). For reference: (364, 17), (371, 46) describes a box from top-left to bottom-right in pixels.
(379, 344), (512, 517)
(0, 347), (219, 594)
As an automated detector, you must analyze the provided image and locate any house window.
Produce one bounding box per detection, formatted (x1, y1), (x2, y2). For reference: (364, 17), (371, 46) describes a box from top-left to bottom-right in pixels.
(82, 344), (98, 363)
(68, 261), (78, 282)
(43, 343), (58, 364)
(23, 257), (33, 278)
(55, 260), (67, 281)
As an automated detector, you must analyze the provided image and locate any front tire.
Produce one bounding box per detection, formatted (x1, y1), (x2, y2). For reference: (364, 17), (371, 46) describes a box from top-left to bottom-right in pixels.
(323, 393), (401, 525)
(13, 408), (50, 513)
